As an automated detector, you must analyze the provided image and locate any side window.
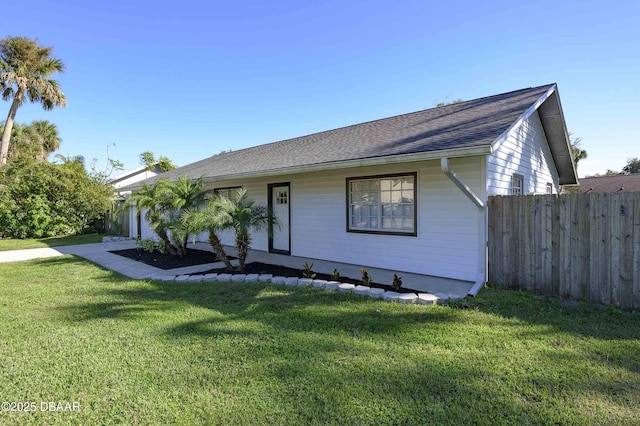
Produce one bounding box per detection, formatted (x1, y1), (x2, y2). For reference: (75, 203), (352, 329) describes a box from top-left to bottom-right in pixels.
(511, 174), (524, 195)
(214, 187), (241, 199)
(546, 183), (553, 194)
(347, 173), (416, 235)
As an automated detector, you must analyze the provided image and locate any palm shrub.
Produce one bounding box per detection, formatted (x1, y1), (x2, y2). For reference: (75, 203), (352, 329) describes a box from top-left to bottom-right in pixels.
(123, 176), (205, 257)
(180, 193), (234, 269)
(159, 176), (205, 256)
(124, 182), (178, 255)
(226, 189), (277, 271)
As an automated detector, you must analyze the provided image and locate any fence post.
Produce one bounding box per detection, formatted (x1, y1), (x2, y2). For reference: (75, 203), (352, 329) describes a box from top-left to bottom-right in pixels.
(619, 192), (634, 309)
(633, 192), (640, 310)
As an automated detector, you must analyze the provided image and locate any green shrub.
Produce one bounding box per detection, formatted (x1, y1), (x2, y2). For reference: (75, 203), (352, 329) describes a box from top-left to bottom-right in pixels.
(392, 274), (403, 291)
(302, 262), (316, 279)
(0, 159), (113, 238)
(137, 238), (167, 254)
(360, 268), (372, 286)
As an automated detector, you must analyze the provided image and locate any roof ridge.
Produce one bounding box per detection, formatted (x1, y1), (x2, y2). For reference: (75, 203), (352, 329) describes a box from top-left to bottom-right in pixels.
(209, 84), (556, 160)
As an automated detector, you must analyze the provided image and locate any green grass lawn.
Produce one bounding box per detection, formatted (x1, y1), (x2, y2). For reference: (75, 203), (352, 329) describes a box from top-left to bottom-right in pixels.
(0, 234), (105, 251)
(1, 257), (638, 425)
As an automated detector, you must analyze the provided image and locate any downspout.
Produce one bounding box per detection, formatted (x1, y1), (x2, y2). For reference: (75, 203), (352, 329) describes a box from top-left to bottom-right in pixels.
(440, 158), (486, 297)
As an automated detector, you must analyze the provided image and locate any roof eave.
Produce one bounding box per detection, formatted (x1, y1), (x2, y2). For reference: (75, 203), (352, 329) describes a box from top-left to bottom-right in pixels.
(122, 145), (492, 190)
(198, 145), (492, 184)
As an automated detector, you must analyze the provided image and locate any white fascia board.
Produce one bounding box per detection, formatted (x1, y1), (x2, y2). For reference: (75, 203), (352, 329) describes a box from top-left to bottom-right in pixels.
(490, 84), (557, 152)
(200, 145), (492, 184)
(109, 165), (150, 184)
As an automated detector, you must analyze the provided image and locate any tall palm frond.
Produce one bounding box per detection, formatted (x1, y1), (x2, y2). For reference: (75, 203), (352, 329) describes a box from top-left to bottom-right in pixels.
(0, 37), (67, 166)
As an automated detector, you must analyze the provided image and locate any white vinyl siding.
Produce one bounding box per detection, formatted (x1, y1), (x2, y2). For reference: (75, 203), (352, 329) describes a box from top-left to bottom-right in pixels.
(487, 111), (560, 195)
(138, 158), (484, 282)
(289, 158), (483, 282)
(135, 157), (486, 281)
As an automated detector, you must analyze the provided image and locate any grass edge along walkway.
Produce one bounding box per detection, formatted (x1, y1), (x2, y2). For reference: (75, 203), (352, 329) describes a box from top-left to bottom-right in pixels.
(0, 233), (105, 251)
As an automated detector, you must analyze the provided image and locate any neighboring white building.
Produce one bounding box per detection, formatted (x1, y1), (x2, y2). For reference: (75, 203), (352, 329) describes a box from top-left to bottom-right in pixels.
(108, 164), (164, 237)
(110, 164), (164, 197)
(121, 84), (578, 294)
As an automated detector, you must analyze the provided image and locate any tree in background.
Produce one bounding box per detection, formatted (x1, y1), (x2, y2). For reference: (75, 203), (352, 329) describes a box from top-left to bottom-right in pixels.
(0, 159), (113, 238)
(0, 36), (67, 166)
(622, 157), (640, 175)
(435, 98), (464, 107)
(139, 150), (177, 172)
(1, 119), (61, 162)
(29, 120), (61, 159)
(586, 158), (640, 177)
(569, 133), (587, 166)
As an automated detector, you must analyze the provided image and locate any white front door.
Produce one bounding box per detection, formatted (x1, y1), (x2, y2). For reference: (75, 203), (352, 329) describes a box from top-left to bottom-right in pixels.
(270, 184), (290, 253)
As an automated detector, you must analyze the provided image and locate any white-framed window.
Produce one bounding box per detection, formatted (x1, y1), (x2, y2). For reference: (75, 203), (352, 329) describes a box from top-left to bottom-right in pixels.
(214, 186), (241, 199)
(347, 173), (416, 235)
(546, 183), (553, 194)
(511, 174), (524, 195)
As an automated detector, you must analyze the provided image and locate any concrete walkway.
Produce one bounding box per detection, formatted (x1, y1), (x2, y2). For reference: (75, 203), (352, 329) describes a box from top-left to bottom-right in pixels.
(0, 240), (226, 279)
(0, 240), (473, 298)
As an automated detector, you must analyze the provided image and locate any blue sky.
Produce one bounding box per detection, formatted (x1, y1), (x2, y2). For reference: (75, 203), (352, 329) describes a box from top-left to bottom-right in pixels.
(4, 0), (639, 178)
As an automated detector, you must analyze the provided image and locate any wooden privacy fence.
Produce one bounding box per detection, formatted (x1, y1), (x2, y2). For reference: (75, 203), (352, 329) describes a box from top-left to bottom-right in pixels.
(488, 192), (640, 309)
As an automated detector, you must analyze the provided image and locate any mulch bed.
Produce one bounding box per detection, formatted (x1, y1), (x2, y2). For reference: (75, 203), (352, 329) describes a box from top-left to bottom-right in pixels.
(110, 249), (417, 294)
(199, 262), (417, 294)
(110, 248), (229, 270)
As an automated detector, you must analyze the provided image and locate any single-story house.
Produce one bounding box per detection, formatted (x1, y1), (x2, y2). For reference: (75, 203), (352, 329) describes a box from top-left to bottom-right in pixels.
(578, 174), (640, 193)
(122, 83), (578, 295)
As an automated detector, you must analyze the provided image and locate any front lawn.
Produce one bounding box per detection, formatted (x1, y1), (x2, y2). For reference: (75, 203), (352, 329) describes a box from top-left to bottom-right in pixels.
(0, 257), (638, 425)
(0, 233), (105, 251)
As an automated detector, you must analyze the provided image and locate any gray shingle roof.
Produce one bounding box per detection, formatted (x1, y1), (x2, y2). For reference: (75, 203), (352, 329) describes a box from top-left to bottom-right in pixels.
(125, 84), (556, 188)
(579, 174), (640, 193)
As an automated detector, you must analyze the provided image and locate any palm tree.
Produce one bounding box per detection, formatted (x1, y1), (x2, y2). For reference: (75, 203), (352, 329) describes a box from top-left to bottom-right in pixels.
(159, 176), (206, 256)
(0, 36), (67, 166)
(28, 120), (61, 160)
(0, 121), (29, 161)
(180, 194), (235, 269)
(124, 176), (206, 257)
(54, 153), (85, 166)
(3, 120), (61, 161)
(227, 189), (277, 271)
(124, 182), (179, 256)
